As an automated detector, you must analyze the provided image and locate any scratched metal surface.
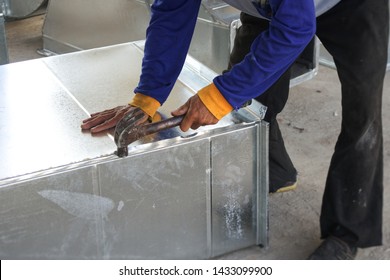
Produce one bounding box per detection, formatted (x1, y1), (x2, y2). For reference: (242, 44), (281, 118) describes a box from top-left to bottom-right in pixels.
(0, 60), (114, 181)
(0, 42), (235, 183)
(0, 42), (267, 259)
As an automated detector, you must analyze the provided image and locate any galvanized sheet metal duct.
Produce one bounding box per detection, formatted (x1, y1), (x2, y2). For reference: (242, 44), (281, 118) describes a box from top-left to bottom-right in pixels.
(0, 12), (7, 64)
(1, 0), (46, 19)
(0, 42), (269, 259)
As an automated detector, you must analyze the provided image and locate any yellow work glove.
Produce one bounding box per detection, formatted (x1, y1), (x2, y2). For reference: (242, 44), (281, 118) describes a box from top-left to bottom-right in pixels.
(130, 93), (162, 122)
(197, 83), (233, 120)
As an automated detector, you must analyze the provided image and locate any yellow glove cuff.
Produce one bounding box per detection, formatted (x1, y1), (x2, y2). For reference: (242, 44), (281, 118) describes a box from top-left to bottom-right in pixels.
(130, 93), (161, 118)
(197, 83), (233, 120)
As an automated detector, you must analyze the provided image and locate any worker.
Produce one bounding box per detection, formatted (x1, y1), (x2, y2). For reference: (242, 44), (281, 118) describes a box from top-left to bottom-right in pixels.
(81, 0), (389, 260)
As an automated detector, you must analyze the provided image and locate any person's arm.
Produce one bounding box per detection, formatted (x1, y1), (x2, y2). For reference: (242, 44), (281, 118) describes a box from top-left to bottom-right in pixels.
(81, 0), (202, 133)
(198, 0), (316, 118)
(132, 0), (203, 116)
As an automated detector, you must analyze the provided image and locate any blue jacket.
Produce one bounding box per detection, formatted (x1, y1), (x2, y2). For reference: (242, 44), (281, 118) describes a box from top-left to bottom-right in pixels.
(134, 0), (317, 110)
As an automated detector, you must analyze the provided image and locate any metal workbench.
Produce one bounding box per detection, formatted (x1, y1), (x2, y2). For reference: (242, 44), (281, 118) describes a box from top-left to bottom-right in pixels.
(0, 42), (269, 259)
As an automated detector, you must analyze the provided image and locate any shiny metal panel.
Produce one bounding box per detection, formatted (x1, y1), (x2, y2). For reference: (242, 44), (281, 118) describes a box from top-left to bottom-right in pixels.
(256, 121), (269, 247)
(211, 126), (259, 256)
(0, 42), (268, 259)
(42, 42), (236, 136)
(42, 0), (318, 81)
(3, 0), (46, 18)
(98, 139), (210, 259)
(0, 166), (100, 259)
(42, 44), (146, 113)
(0, 11), (8, 64)
(201, 0), (240, 25)
(43, 43), (197, 120)
(0, 41), (236, 184)
(189, 1), (240, 73)
(42, 0), (150, 54)
(0, 60), (114, 181)
(42, 0), (239, 74)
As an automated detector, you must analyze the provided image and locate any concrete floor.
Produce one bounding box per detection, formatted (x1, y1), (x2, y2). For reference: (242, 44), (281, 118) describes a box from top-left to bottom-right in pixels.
(3, 14), (390, 260)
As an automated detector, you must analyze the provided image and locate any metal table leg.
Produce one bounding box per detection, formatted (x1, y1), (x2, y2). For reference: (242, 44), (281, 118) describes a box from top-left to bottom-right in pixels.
(0, 12), (9, 65)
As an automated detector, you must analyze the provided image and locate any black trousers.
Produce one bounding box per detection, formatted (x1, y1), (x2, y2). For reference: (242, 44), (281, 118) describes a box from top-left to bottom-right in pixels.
(227, 16), (297, 193)
(228, 0), (389, 247)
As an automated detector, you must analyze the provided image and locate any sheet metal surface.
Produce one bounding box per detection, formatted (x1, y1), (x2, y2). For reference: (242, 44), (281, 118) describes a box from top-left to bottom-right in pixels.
(42, 0), (150, 54)
(0, 42), (234, 183)
(2, 0), (46, 19)
(0, 60), (114, 181)
(0, 42), (268, 259)
(42, 0), (318, 83)
(0, 12), (7, 64)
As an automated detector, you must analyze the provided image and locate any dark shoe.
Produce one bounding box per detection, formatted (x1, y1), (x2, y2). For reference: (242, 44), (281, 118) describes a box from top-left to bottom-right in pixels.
(273, 180), (297, 193)
(267, 119), (298, 193)
(307, 236), (357, 260)
(268, 153), (297, 193)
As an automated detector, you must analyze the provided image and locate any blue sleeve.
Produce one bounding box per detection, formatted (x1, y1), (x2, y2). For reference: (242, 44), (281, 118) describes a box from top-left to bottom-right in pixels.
(134, 0), (202, 104)
(214, 0), (316, 110)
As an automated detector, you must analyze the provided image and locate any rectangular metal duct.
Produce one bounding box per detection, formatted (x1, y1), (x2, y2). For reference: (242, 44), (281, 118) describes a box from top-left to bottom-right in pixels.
(42, 0), (318, 84)
(0, 42), (269, 259)
(0, 12), (7, 64)
(42, 0), (151, 54)
(1, 0), (46, 19)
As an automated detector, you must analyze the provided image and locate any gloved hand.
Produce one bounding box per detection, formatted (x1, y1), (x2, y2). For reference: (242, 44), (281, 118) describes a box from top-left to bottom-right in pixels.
(171, 83), (233, 132)
(81, 93), (161, 133)
(171, 95), (218, 132)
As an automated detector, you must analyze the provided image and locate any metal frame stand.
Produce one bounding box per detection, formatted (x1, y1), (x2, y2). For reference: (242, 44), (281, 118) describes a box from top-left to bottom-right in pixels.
(0, 0), (9, 64)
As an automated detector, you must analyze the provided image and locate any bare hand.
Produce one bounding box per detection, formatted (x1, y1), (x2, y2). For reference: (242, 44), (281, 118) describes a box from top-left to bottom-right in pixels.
(81, 105), (142, 134)
(171, 95), (218, 132)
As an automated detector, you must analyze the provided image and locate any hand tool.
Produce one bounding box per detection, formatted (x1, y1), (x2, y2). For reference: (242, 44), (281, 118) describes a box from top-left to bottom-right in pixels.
(114, 108), (184, 157)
